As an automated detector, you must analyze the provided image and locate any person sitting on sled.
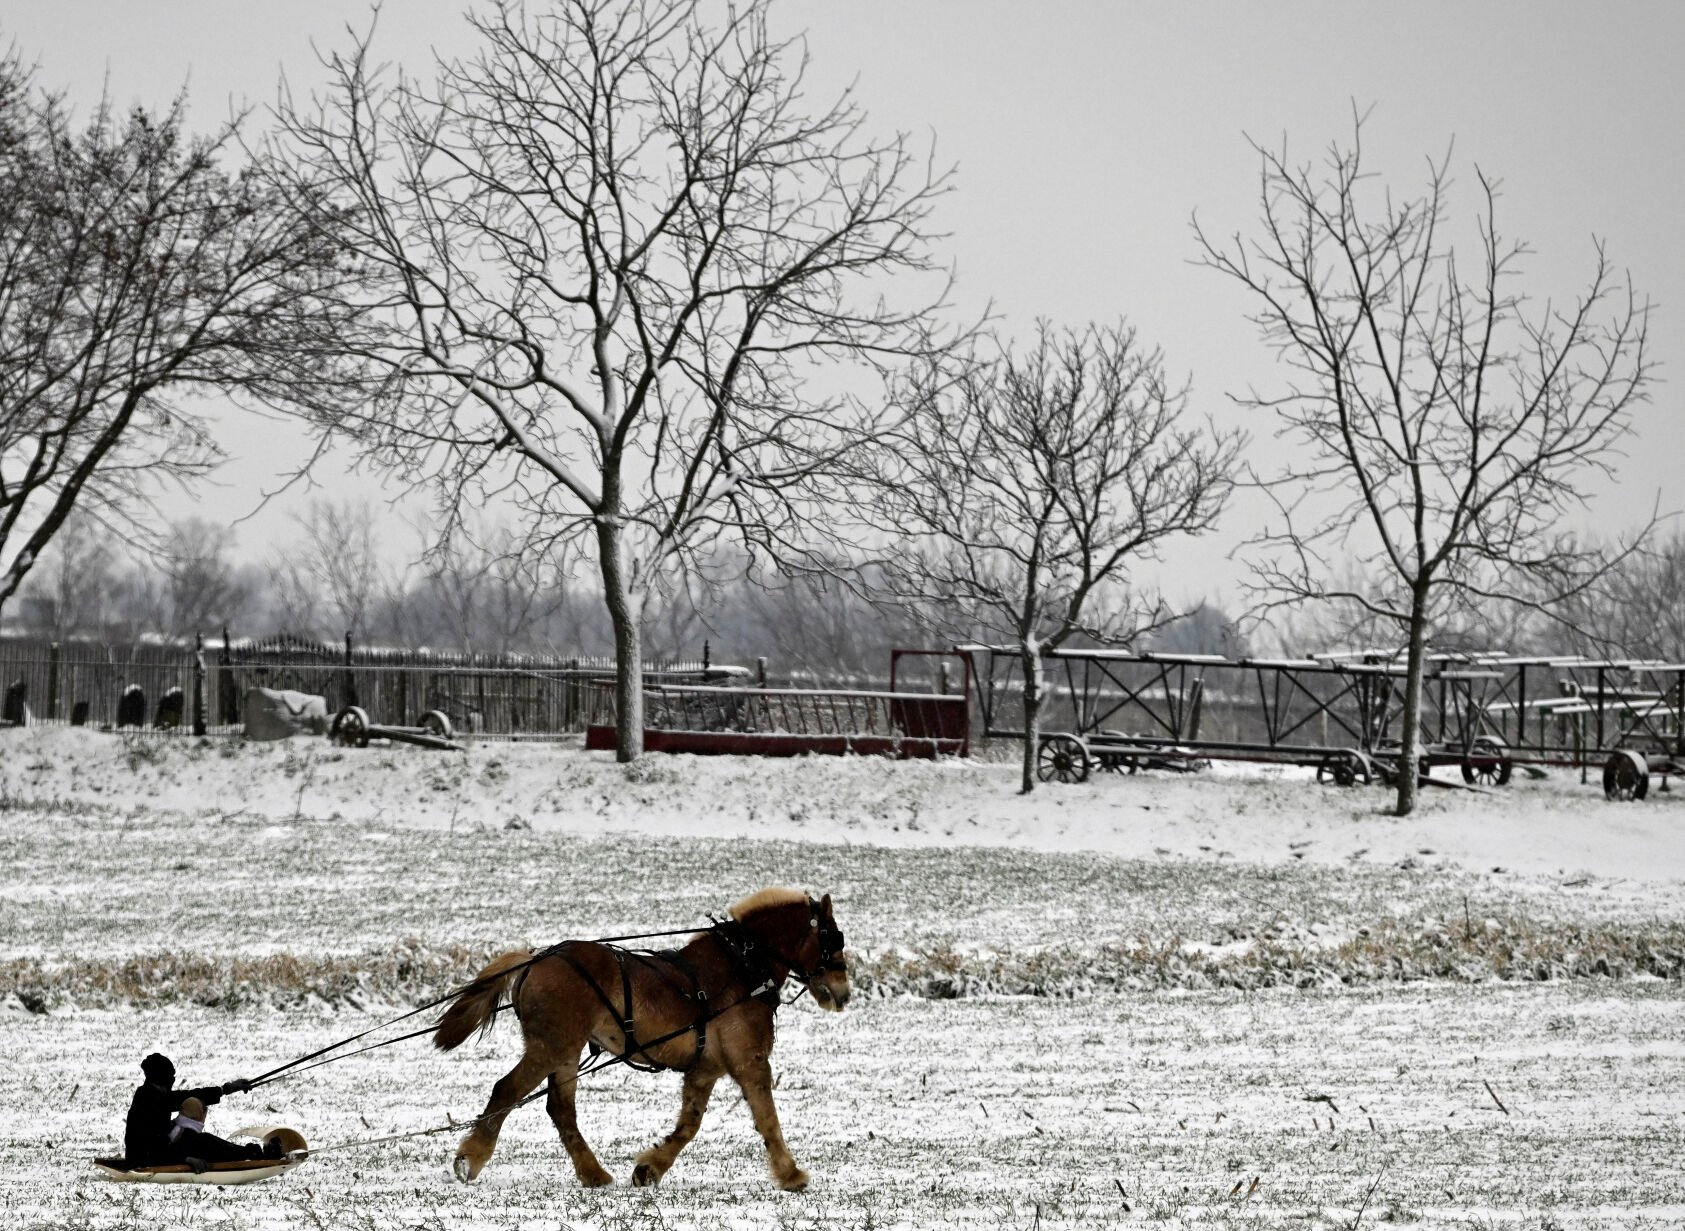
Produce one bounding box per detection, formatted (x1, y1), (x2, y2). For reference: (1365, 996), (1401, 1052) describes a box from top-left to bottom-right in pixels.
(124, 1053), (278, 1169)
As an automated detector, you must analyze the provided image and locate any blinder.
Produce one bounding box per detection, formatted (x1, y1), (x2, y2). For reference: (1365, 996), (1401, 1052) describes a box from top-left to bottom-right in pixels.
(805, 895), (847, 975)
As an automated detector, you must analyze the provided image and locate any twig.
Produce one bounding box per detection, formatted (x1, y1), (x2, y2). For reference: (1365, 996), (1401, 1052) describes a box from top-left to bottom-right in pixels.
(1349, 1167), (1385, 1230)
(1483, 1079), (1510, 1115)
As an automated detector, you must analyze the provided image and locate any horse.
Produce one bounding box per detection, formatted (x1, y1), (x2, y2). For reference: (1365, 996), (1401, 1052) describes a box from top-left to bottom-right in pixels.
(433, 888), (850, 1191)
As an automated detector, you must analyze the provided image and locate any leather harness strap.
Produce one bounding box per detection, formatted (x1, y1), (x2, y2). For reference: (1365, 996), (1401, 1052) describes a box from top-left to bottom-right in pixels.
(532, 902), (843, 1078)
(553, 942), (712, 1073)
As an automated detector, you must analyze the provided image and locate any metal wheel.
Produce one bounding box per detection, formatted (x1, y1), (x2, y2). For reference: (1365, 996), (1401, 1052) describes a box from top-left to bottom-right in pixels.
(1036, 733), (1091, 784)
(1460, 737), (1513, 787)
(1603, 749), (1650, 802)
(1316, 750), (1370, 788)
(420, 709), (454, 740)
(331, 705), (371, 748)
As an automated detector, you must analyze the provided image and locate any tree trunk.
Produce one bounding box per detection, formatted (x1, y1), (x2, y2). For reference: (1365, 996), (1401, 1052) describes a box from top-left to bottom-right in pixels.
(1019, 643), (1042, 794)
(1393, 588), (1432, 816)
(597, 517), (644, 762)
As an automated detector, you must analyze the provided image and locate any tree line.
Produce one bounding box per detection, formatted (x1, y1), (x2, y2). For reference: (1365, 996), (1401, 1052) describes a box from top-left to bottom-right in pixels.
(0, 5), (1659, 809)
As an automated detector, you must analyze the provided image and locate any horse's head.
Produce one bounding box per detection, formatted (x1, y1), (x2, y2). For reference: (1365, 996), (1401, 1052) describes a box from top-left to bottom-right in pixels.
(800, 893), (851, 1012)
(729, 888), (851, 1012)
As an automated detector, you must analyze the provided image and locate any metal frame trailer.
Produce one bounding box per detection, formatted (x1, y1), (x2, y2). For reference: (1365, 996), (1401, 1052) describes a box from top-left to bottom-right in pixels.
(960, 645), (1684, 800)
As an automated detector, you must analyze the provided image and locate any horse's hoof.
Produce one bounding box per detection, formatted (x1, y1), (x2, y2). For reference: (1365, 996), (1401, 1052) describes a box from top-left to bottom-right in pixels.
(579, 1166), (614, 1188)
(777, 1167), (810, 1192)
(452, 1155), (477, 1184)
(632, 1162), (660, 1187)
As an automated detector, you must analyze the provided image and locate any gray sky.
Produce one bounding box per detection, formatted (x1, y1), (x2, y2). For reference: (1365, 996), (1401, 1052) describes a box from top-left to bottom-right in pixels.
(5, 0), (1681, 609)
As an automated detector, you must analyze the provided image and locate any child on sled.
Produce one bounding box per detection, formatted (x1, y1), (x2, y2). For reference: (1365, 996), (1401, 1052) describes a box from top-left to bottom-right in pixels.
(124, 1053), (280, 1170)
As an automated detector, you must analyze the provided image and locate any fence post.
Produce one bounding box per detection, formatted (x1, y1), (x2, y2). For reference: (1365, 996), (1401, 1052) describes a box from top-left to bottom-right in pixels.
(703, 640), (711, 672)
(218, 626), (238, 726)
(192, 633), (207, 736)
(757, 657), (767, 688)
(344, 631), (357, 711)
(47, 641), (61, 721)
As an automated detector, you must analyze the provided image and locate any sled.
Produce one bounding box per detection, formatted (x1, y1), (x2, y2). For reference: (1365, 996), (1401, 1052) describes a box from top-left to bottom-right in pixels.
(92, 1126), (307, 1186)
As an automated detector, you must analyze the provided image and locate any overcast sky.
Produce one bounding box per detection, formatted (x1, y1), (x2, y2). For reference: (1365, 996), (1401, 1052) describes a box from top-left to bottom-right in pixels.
(5, 0), (1681, 611)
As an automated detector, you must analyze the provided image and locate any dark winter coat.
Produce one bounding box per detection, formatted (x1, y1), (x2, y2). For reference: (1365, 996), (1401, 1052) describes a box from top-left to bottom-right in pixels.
(124, 1082), (223, 1165)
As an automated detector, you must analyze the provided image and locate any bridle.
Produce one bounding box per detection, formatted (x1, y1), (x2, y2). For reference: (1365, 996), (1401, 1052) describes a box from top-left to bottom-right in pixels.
(711, 895), (847, 997)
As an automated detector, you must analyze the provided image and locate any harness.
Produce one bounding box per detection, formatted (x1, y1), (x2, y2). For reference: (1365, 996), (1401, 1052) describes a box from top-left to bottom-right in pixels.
(554, 942), (712, 1072)
(557, 895), (847, 1076)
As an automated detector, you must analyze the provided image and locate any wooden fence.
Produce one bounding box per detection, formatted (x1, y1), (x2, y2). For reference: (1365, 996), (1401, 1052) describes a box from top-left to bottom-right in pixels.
(0, 633), (729, 740)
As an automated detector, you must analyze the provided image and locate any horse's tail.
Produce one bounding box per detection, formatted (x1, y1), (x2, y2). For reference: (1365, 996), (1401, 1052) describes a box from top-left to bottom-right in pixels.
(434, 950), (534, 1052)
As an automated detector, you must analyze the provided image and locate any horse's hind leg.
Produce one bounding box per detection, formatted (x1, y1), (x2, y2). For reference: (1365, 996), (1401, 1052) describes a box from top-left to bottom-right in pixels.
(544, 1069), (613, 1188)
(632, 1067), (719, 1187)
(453, 1051), (552, 1183)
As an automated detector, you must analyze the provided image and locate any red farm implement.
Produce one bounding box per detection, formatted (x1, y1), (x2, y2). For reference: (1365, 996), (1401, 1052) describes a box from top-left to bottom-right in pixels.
(584, 650), (971, 759)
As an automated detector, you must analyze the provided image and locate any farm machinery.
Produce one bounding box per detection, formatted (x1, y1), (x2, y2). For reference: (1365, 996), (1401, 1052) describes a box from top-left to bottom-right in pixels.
(961, 645), (1685, 801)
(330, 705), (462, 751)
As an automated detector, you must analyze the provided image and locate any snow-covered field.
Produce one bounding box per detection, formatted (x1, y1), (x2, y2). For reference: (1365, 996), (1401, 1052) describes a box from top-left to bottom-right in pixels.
(3, 727), (1683, 1228)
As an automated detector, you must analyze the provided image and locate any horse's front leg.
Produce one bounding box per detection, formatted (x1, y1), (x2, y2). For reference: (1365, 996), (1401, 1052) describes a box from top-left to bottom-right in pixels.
(544, 1069), (614, 1187)
(728, 1053), (808, 1191)
(632, 1066), (719, 1187)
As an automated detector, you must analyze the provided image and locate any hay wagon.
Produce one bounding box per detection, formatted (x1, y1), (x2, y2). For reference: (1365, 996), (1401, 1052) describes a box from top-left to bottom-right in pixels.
(962, 645), (1685, 800)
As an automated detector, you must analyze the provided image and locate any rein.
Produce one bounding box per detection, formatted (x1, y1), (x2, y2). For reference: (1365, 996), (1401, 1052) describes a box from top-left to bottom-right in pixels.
(246, 923), (717, 1092)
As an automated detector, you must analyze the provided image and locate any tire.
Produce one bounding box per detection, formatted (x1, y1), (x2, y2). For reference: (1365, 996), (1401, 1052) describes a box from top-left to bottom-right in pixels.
(420, 709), (454, 740)
(1036, 733), (1091, 784)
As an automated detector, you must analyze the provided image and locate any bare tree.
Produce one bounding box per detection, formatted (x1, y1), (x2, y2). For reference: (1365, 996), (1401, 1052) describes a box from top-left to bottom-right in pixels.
(0, 50), (356, 621)
(1146, 602), (1249, 658)
(113, 517), (251, 642)
(1195, 115), (1655, 814)
(12, 511), (117, 640)
(1551, 528), (1685, 661)
(265, 499), (384, 641)
(272, 0), (952, 759)
(423, 522), (579, 656)
(857, 321), (1241, 793)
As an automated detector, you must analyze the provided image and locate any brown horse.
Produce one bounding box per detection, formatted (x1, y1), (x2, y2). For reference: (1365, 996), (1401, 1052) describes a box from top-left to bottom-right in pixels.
(434, 888), (850, 1191)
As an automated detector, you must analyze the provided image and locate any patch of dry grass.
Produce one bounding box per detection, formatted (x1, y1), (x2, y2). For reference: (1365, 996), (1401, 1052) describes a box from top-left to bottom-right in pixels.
(6, 914), (1682, 1012)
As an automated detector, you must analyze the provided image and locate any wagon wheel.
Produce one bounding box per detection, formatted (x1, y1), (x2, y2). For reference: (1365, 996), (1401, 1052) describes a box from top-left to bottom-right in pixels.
(419, 709), (454, 740)
(1602, 749), (1650, 802)
(1036, 733), (1091, 784)
(1316, 750), (1371, 788)
(330, 705), (371, 748)
(1460, 737), (1514, 787)
(1093, 740), (1140, 774)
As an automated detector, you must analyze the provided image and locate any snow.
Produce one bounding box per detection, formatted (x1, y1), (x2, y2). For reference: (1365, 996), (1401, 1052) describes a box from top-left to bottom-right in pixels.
(2, 725), (1681, 880)
(2, 724), (1682, 1228)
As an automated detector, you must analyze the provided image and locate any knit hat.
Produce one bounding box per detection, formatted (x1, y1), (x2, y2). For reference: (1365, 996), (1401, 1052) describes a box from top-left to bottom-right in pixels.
(141, 1053), (176, 1084)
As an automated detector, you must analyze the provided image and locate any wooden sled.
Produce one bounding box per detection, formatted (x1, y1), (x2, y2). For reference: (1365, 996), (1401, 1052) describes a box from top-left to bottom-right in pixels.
(93, 1127), (307, 1186)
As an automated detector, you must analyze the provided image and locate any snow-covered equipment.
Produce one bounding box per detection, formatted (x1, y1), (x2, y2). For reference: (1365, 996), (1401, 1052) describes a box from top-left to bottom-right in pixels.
(243, 687), (329, 740)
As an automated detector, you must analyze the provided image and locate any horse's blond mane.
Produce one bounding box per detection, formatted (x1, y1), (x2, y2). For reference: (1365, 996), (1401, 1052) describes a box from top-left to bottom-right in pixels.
(729, 887), (806, 921)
